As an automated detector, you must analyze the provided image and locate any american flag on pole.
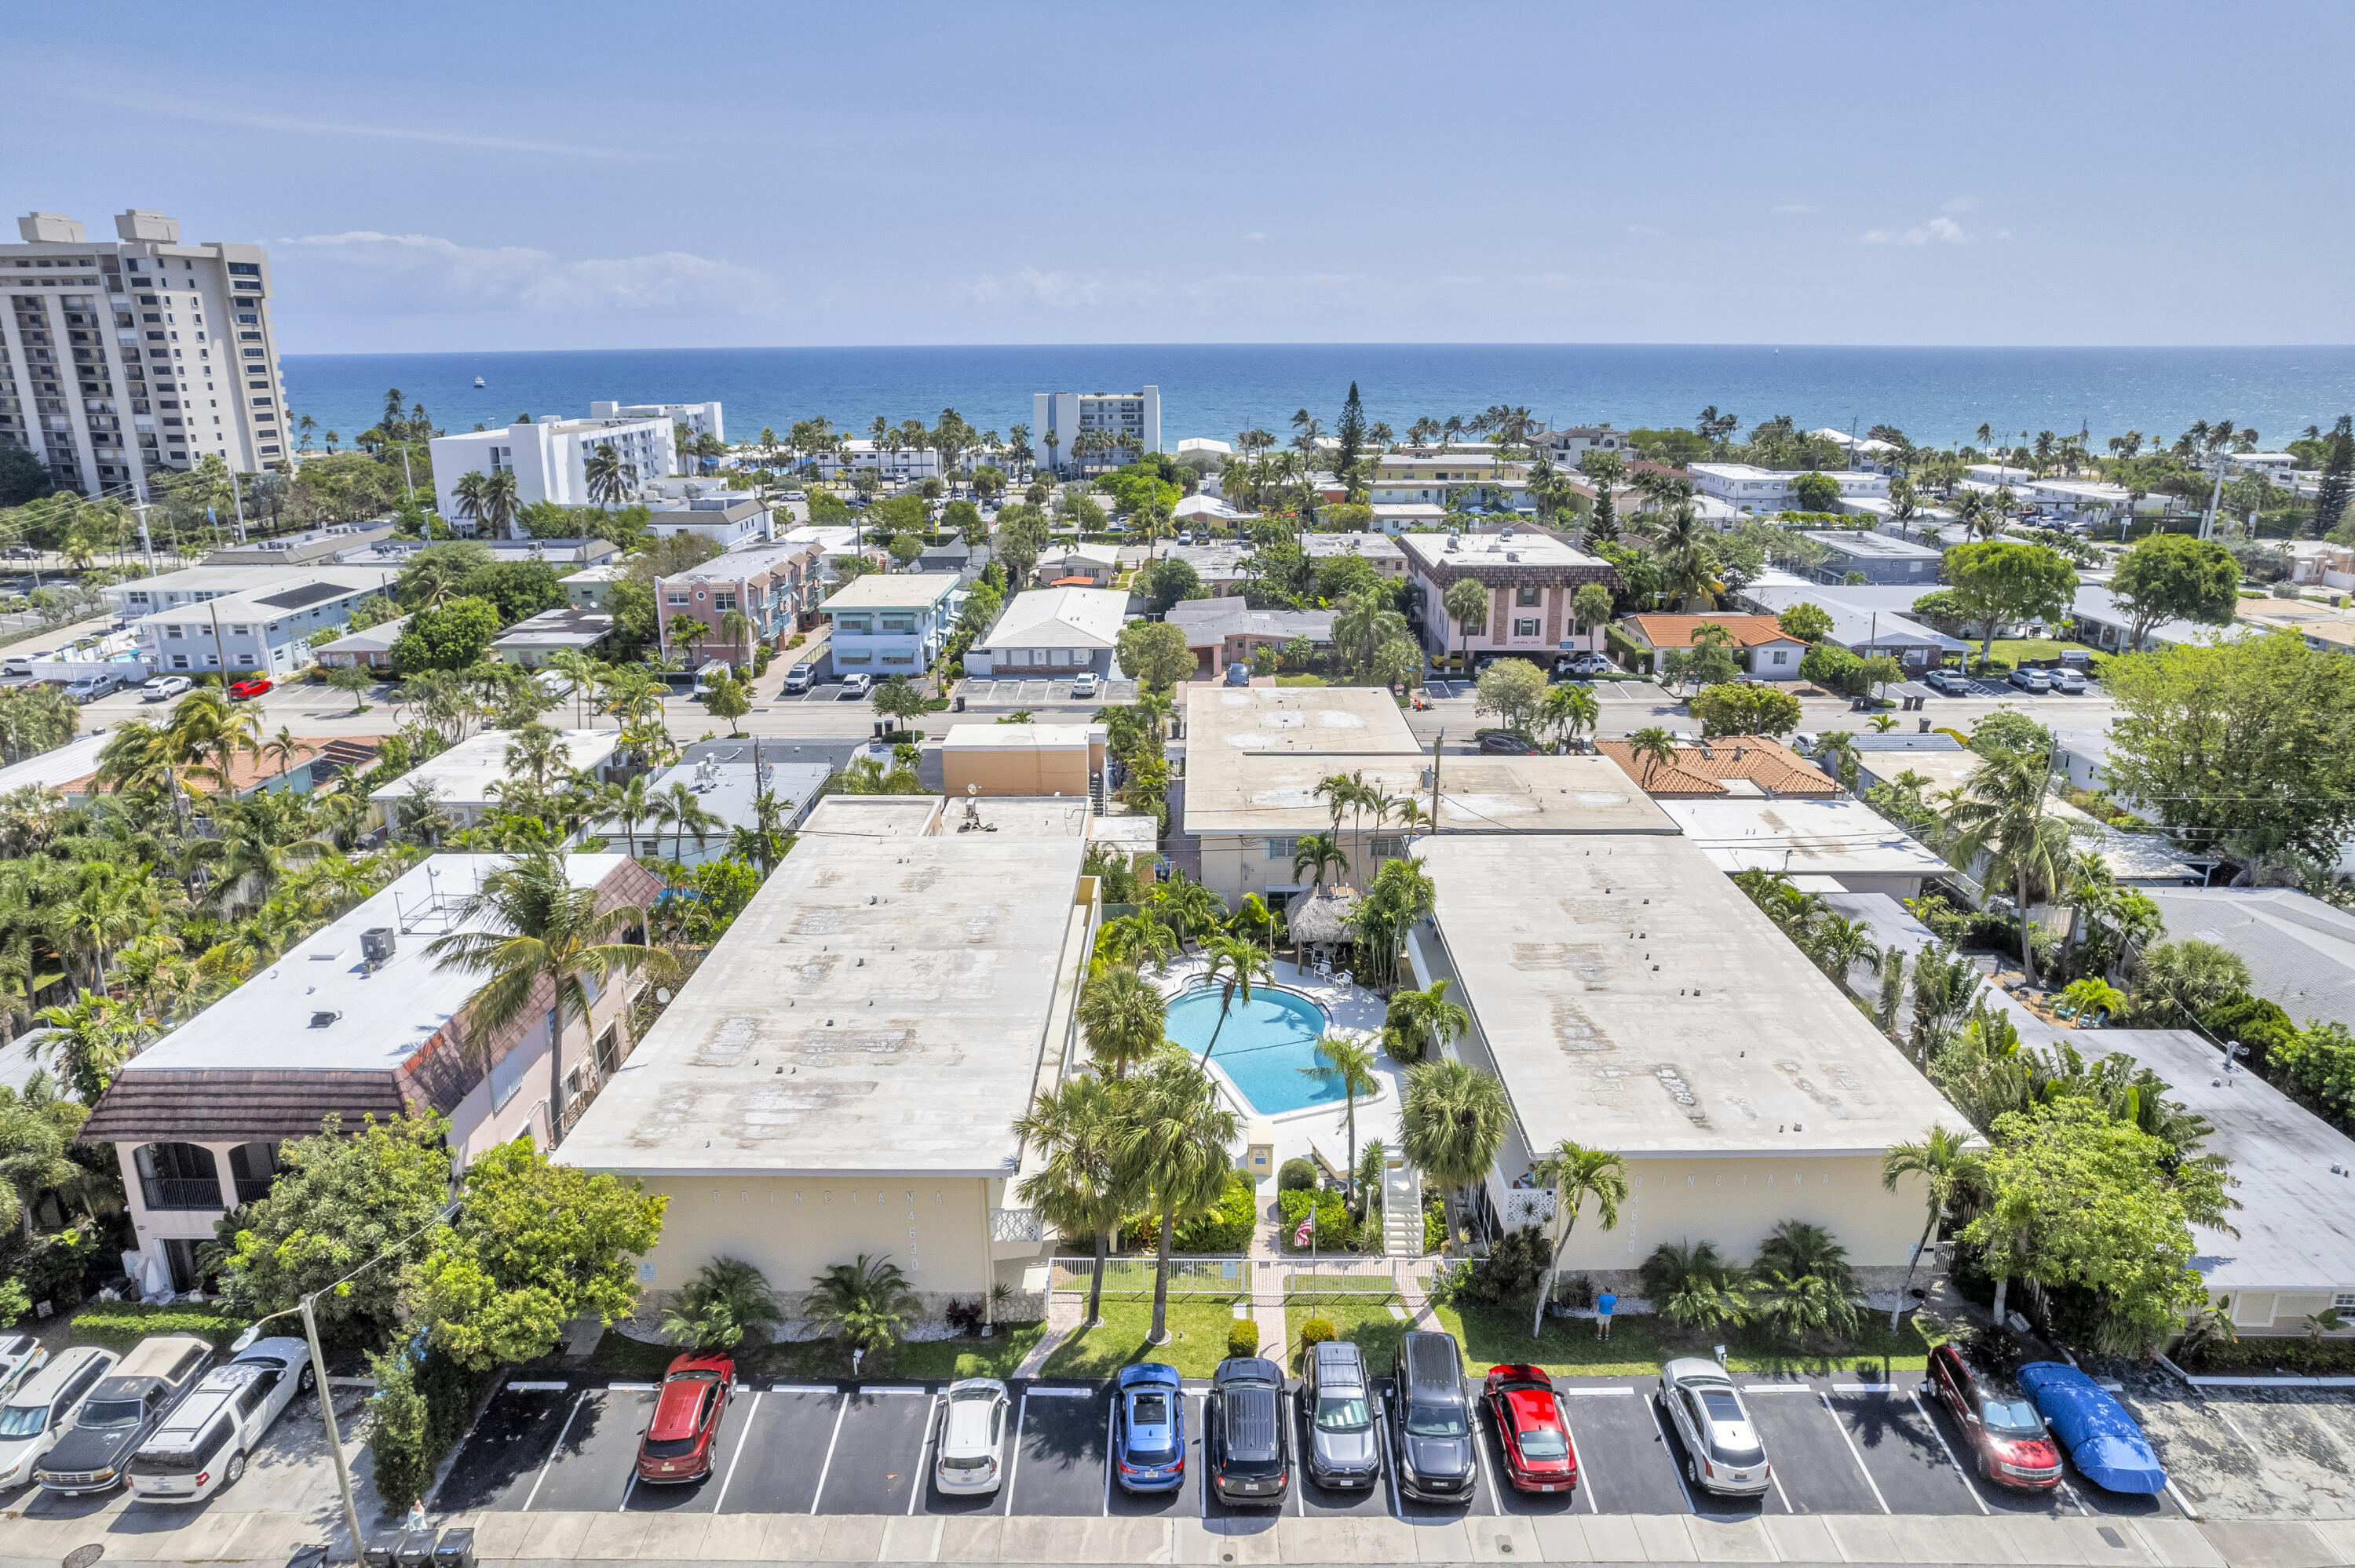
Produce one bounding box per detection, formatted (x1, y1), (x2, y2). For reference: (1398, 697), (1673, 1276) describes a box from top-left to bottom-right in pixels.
(1294, 1207), (1314, 1249)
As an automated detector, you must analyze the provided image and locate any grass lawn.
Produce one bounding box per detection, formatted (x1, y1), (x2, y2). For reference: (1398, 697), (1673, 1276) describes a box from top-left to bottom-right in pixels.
(1963, 638), (2110, 674)
(1278, 1299), (1943, 1380)
(1041, 1296), (1247, 1380)
(582, 1322), (1046, 1383)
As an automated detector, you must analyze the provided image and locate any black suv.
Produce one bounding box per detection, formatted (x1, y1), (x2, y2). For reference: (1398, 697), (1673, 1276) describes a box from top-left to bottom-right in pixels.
(1207, 1357), (1289, 1506)
(35, 1334), (210, 1495)
(1389, 1329), (1476, 1503)
(1300, 1340), (1380, 1490)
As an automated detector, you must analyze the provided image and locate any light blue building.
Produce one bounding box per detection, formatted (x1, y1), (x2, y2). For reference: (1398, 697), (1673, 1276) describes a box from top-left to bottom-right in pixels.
(817, 572), (962, 680)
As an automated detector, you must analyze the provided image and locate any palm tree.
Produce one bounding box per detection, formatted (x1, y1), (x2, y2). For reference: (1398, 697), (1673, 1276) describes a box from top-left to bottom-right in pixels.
(1880, 1124), (1977, 1330)
(584, 443), (638, 505)
(426, 847), (676, 1149)
(1625, 726), (1680, 787)
(261, 724), (303, 787)
(1095, 913), (1178, 973)
(1290, 832), (1349, 891)
(1299, 1034), (1382, 1207)
(1540, 683), (1599, 752)
(718, 609), (754, 668)
(1753, 1220), (1864, 1346)
(546, 650), (605, 729)
(1331, 593), (1406, 676)
(479, 467), (520, 537)
(1400, 1058), (1510, 1253)
(1945, 746), (2077, 986)
(31, 990), (130, 1107)
(807, 1253), (921, 1360)
(1013, 1074), (1133, 1328)
(1805, 913), (1882, 986)
(1144, 873), (1225, 954)
(1117, 1048), (1241, 1344)
(1444, 578), (1490, 673)
(1194, 934), (1272, 1061)
(1530, 1141), (1627, 1336)
(1813, 730), (1861, 790)
(1641, 1239), (1754, 1333)
(652, 780), (723, 864)
(1075, 965), (1164, 1079)
(606, 773), (654, 859)
(659, 1257), (783, 1351)
(1381, 977), (1469, 1064)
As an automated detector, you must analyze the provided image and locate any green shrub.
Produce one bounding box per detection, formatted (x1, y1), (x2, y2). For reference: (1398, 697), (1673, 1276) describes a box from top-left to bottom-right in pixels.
(367, 1347), (500, 1512)
(2274, 1021), (2355, 1124)
(71, 1302), (250, 1352)
(1277, 1158), (1319, 1193)
(1126, 1169), (1258, 1253)
(2178, 1333), (2355, 1375)
(2203, 993), (2298, 1070)
(1226, 1319), (1260, 1358)
(1300, 1318), (1335, 1347)
(1277, 1188), (1355, 1253)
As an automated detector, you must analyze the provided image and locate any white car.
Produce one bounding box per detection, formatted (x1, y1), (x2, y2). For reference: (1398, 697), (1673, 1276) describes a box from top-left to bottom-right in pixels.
(0, 1334), (42, 1401)
(1656, 1359), (1770, 1497)
(2051, 668), (2088, 695)
(1070, 670), (1100, 698)
(837, 672), (873, 699)
(141, 676), (192, 702)
(0, 1347), (115, 1490)
(933, 1378), (1009, 1496)
(126, 1338), (312, 1504)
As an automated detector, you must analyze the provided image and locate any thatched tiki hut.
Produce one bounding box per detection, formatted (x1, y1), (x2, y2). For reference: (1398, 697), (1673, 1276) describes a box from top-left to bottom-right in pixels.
(1287, 884), (1360, 974)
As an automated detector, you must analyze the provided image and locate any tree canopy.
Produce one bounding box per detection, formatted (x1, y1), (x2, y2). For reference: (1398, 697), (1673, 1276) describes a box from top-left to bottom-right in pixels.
(2109, 534), (2238, 649)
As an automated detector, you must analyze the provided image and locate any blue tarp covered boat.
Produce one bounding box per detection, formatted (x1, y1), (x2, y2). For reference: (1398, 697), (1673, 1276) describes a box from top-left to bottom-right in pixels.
(2017, 1362), (2167, 1494)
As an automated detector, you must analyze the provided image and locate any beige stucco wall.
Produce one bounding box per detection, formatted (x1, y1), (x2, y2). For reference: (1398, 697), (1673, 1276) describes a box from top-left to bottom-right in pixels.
(630, 1172), (1026, 1308)
(1526, 1154), (1930, 1279)
(943, 745), (1093, 798)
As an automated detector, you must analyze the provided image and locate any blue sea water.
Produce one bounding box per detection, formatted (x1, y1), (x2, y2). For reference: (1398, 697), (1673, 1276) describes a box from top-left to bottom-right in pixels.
(279, 343), (2355, 458)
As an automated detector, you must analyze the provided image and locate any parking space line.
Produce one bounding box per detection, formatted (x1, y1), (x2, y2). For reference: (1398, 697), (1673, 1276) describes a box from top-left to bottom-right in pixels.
(1553, 1395), (1596, 1515)
(1742, 1385), (1817, 1394)
(909, 1394), (940, 1515)
(2056, 1478), (2090, 1515)
(1477, 1403), (1504, 1515)
(1102, 1398), (1115, 1517)
(1832, 1384), (1895, 1394)
(1908, 1391), (1988, 1515)
(617, 1471), (637, 1513)
(1290, 1392), (1304, 1516)
(1818, 1392), (1890, 1515)
(521, 1391), (589, 1513)
(768, 1384), (835, 1393)
(1644, 1391), (1699, 1515)
(1769, 1464), (1794, 1515)
(2165, 1478), (2203, 1522)
(507, 1380), (568, 1391)
(862, 1384), (926, 1395)
(608, 1381), (658, 1391)
(710, 1391), (761, 1515)
(1025, 1386), (1093, 1396)
(1559, 1387), (1632, 1395)
(1001, 1393), (1028, 1517)
(809, 1396), (850, 1515)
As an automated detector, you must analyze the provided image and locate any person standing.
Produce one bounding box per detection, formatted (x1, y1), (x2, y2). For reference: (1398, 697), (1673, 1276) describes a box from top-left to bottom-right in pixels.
(1595, 1287), (1616, 1340)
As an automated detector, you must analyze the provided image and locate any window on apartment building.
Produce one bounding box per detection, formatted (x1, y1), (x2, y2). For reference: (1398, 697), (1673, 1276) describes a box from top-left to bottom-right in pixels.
(163, 623), (183, 638)
(1263, 837), (1300, 859)
(837, 650), (872, 665)
(881, 651), (915, 665)
(834, 614), (871, 633)
(1516, 585), (1539, 607)
(665, 591), (690, 607)
(880, 614), (915, 633)
(712, 591), (736, 611)
(1513, 618), (1539, 638)
(1368, 837), (1404, 859)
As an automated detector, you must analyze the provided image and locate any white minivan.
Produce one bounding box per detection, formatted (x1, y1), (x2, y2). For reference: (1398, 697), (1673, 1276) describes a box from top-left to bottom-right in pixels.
(0, 1347), (115, 1490)
(126, 1338), (312, 1503)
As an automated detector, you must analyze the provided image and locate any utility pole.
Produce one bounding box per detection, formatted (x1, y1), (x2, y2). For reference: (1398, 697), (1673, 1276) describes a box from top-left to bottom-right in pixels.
(131, 502), (157, 578)
(1429, 728), (1444, 832)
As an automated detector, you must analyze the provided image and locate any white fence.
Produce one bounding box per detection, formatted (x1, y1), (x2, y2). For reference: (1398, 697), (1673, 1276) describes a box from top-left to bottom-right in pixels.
(1050, 1256), (1254, 1297)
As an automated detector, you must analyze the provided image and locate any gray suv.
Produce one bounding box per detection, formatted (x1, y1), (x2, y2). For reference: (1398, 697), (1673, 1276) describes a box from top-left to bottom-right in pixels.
(1300, 1340), (1380, 1490)
(1389, 1330), (1476, 1503)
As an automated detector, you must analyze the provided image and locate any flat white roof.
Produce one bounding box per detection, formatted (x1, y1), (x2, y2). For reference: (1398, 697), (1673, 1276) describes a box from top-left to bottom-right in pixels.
(556, 833), (1087, 1176)
(118, 854), (630, 1075)
(1397, 530), (1603, 572)
(940, 723), (1103, 752)
(1188, 753), (1677, 837)
(979, 587), (1126, 650)
(819, 573), (958, 611)
(1798, 531), (1943, 560)
(1418, 834), (1965, 1157)
(1654, 797), (1953, 881)
(0, 732), (110, 796)
(367, 728), (618, 808)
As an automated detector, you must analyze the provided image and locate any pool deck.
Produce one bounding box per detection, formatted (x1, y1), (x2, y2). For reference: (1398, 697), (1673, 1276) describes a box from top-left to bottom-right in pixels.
(1153, 953), (1404, 1183)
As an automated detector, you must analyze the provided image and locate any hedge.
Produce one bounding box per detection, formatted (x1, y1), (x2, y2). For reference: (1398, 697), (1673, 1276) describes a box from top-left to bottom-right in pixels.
(1226, 1320), (1260, 1358)
(367, 1346), (503, 1512)
(1278, 1188), (1360, 1253)
(71, 1302), (250, 1352)
(2180, 1336), (2355, 1375)
(1125, 1169), (1257, 1254)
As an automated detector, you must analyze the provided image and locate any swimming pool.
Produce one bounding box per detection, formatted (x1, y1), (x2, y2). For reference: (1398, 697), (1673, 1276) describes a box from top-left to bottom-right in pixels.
(1163, 985), (1343, 1116)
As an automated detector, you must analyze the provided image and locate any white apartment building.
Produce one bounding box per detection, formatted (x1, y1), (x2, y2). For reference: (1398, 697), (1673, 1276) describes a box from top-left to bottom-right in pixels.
(429, 413), (676, 533)
(1689, 462), (1889, 513)
(1034, 386), (1160, 473)
(805, 438), (947, 483)
(1, 211), (290, 499)
(590, 399), (724, 447)
(1535, 425), (1630, 465)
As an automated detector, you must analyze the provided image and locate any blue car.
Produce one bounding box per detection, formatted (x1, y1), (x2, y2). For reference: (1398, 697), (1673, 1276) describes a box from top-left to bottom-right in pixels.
(1113, 1363), (1185, 1493)
(2016, 1362), (2167, 1494)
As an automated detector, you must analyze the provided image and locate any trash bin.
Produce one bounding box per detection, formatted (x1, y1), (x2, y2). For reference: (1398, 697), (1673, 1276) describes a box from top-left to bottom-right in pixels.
(394, 1528), (440, 1568)
(363, 1536), (402, 1568)
(953, 695), (966, 712)
(432, 1527), (477, 1568)
(287, 1548), (330, 1568)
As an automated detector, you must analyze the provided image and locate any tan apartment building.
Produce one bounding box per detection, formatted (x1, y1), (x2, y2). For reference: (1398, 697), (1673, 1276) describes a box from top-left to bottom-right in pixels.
(1397, 527), (1623, 671)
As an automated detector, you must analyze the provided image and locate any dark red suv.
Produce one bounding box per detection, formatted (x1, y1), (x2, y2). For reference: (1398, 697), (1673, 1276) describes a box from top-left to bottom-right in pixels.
(1922, 1344), (2061, 1490)
(634, 1352), (732, 1482)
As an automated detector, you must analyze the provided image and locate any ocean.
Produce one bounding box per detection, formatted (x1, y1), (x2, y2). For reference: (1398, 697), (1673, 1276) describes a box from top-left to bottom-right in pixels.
(278, 343), (2355, 456)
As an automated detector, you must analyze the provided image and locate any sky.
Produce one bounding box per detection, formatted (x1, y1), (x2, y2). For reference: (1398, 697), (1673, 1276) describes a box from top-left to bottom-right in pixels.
(4, 1), (2350, 354)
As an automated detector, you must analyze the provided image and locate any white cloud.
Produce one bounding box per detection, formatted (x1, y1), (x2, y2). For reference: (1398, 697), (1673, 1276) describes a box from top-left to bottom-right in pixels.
(1771, 203), (1820, 214)
(275, 231), (775, 315)
(1860, 216), (1968, 246)
(1240, 232), (1267, 242)
(1941, 195), (1982, 213)
(1625, 224), (1662, 236)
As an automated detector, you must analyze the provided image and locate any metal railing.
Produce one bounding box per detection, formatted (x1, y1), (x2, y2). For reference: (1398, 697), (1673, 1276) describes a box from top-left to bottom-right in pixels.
(1050, 1256), (1253, 1297)
(232, 1176), (273, 1205)
(1282, 1256), (1434, 1298)
(140, 1176), (223, 1212)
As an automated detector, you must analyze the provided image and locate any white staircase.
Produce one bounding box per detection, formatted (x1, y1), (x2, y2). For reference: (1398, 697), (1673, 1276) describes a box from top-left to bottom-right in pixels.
(1382, 1154), (1422, 1256)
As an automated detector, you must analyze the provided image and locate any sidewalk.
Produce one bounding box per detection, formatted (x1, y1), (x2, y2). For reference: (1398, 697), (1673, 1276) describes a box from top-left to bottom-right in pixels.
(2, 1504), (2328, 1566)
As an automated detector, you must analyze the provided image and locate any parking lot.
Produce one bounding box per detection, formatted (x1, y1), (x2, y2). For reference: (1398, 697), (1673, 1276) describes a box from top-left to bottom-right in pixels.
(432, 1372), (2203, 1527)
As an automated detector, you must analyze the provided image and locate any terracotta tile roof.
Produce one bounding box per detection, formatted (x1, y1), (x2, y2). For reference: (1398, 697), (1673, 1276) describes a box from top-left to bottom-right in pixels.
(1592, 735), (1841, 799)
(1622, 614), (1801, 650)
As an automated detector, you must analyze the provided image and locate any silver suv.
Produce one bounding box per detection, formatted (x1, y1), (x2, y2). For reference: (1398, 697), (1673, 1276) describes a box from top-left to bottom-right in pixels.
(1656, 1358), (1769, 1496)
(1300, 1340), (1379, 1490)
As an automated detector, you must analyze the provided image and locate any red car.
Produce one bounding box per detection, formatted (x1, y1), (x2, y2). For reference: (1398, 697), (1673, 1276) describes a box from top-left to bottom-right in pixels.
(635, 1351), (733, 1482)
(1923, 1344), (2061, 1490)
(1482, 1365), (1576, 1494)
(228, 677), (272, 701)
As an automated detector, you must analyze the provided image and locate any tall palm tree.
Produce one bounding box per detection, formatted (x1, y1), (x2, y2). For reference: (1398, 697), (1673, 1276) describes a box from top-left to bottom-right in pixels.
(31, 990), (131, 1107)
(479, 467), (520, 537)
(1540, 684), (1599, 752)
(1945, 746), (2077, 985)
(1290, 833), (1349, 891)
(1880, 1124), (1978, 1330)
(607, 773), (654, 859)
(1013, 1074), (1133, 1328)
(652, 780), (723, 864)
(1530, 1140), (1627, 1336)
(546, 650), (605, 729)
(1075, 965), (1164, 1079)
(1299, 1034), (1382, 1207)
(1193, 935), (1272, 1061)
(718, 609), (754, 668)
(1400, 1058), (1510, 1253)
(584, 443), (637, 505)
(1117, 1048), (1241, 1344)
(1444, 578), (1490, 674)
(1382, 977), (1469, 1064)
(427, 848), (676, 1149)
(1624, 726), (1680, 787)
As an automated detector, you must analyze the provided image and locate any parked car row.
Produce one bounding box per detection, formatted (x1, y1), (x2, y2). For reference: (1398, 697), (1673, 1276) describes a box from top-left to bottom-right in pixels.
(0, 1333), (314, 1503)
(1921, 665), (2090, 696)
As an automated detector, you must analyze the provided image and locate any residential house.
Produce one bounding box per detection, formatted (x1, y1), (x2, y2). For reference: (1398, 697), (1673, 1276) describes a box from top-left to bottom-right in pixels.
(1174, 494), (1252, 535)
(1690, 464), (1890, 513)
(560, 563), (628, 611)
(1648, 796), (1952, 898)
(1594, 735), (1842, 800)
(816, 572), (962, 680)
(1159, 542), (1251, 596)
(1799, 531), (1942, 585)
(1032, 544), (1119, 588)
(311, 616), (408, 671)
(491, 606), (615, 669)
(77, 853), (661, 1293)
(1301, 531), (1407, 582)
(962, 586), (1126, 678)
(2132, 888), (2355, 1037)
(365, 727), (623, 835)
(1396, 527), (1622, 669)
(1619, 614), (1809, 680)
(1165, 600), (1333, 676)
(2068, 582), (2249, 653)
(1734, 574), (1967, 669)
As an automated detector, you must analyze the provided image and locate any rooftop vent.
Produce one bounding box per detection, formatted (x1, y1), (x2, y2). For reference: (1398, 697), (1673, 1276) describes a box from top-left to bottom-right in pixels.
(309, 1010), (341, 1029)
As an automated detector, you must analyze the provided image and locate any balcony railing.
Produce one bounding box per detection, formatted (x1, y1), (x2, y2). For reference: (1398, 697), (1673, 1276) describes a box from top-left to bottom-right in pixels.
(990, 1207), (1046, 1243)
(232, 1176), (274, 1206)
(141, 1176), (224, 1211)
(1499, 1187), (1556, 1227)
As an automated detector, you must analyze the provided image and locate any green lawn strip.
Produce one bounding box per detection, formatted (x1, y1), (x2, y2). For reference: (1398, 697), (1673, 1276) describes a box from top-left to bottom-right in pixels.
(1432, 1305), (1938, 1379)
(1966, 638), (2109, 674)
(1040, 1296), (1245, 1380)
(892, 1324), (1046, 1381)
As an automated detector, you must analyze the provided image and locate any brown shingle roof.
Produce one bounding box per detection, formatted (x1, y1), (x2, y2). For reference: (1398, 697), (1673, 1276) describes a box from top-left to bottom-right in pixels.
(1592, 735), (1840, 799)
(78, 1070), (413, 1145)
(1622, 614), (1801, 651)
